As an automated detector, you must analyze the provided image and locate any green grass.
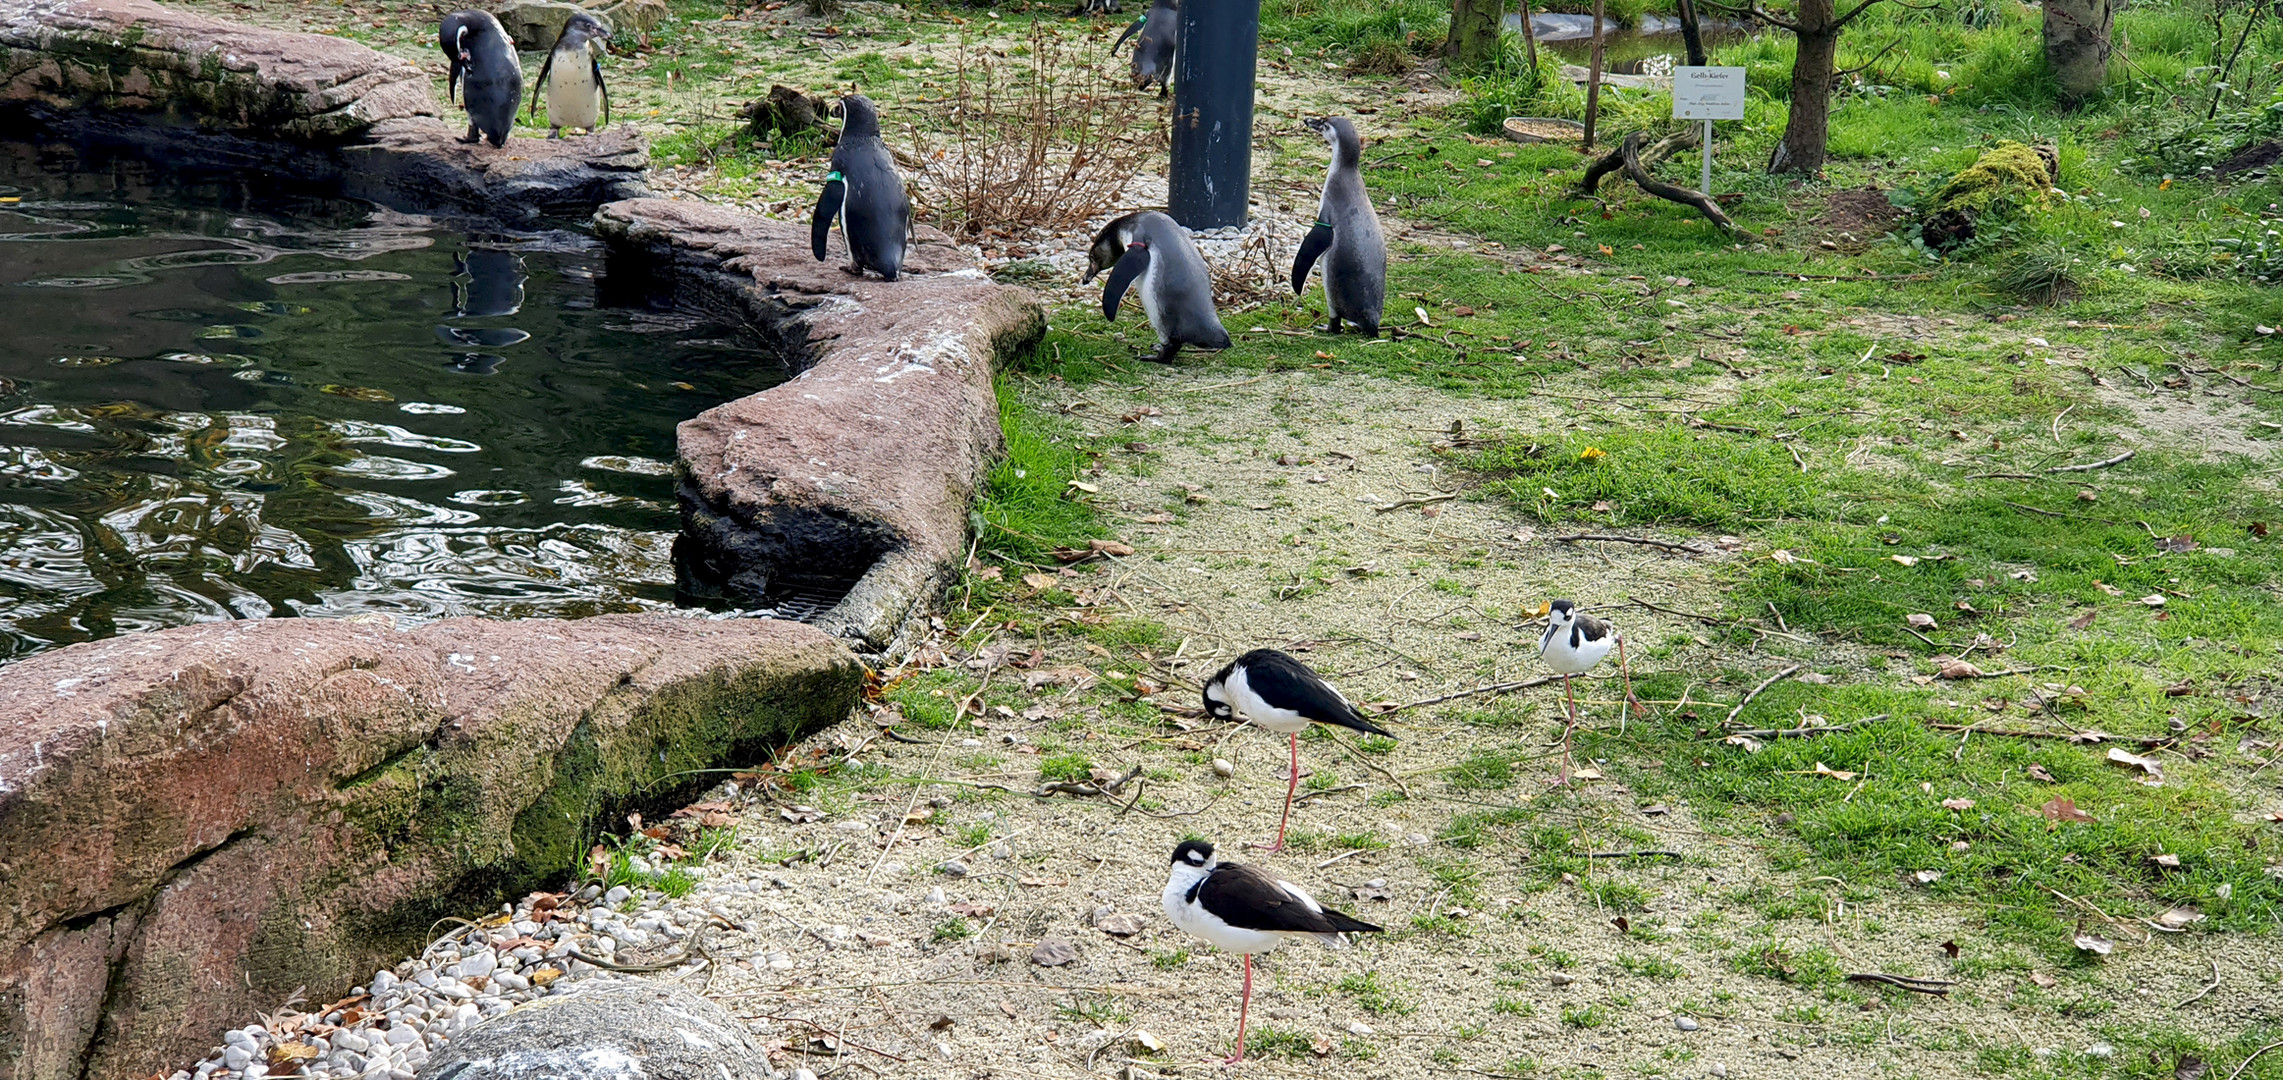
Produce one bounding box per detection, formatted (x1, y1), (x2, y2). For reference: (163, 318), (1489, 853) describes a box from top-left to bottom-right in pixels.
(1037, 751), (1095, 783)
(1331, 971), (1418, 1016)
(1243, 1027), (1319, 1061)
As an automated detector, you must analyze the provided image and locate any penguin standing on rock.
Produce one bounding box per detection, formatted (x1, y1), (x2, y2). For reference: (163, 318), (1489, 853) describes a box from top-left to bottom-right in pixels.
(1087, 210), (1231, 364)
(532, 13), (611, 138)
(1109, 0), (1178, 96)
(1291, 116), (1386, 335)
(810, 94), (913, 281)
(437, 10), (488, 104)
(443, 10), (520, 148)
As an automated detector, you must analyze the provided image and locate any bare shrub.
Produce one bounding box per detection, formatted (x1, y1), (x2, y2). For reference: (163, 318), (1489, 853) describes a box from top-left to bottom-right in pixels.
(911, 23), (1165, 240)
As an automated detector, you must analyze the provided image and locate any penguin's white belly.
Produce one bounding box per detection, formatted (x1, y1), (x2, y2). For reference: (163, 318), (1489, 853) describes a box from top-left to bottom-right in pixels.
(1139, 256), (1166, 343)
(547, 52), (601, 129)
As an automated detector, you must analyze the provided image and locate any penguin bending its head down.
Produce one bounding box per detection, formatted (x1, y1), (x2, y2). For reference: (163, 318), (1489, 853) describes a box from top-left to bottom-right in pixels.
(445, 10), (520, 148)
(1291, 116), (1387, 336)
(1086, 210), (1231, 365)
(532, 13), (611, 138)
(437, 10), (486, 104)
(1109, 0), (1178, 97)
(809, 95), (913, 281)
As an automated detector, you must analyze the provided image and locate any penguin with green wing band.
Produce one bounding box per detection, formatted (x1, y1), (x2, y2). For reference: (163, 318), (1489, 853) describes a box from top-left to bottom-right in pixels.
(810, 95), (912, 280)
(1292, 116), (1386, 335)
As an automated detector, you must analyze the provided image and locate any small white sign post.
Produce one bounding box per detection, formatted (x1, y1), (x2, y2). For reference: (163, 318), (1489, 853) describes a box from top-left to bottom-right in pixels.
(1672, 67), (1746, 196)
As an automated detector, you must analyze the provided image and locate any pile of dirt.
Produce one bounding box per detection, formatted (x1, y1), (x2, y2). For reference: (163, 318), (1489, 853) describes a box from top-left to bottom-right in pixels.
(1810, 184), (1909, 246)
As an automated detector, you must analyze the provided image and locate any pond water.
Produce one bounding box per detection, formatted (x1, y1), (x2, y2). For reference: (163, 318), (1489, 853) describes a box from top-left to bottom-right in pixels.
(0, 143), (797, 661)
(1509, 11), (1756, 74)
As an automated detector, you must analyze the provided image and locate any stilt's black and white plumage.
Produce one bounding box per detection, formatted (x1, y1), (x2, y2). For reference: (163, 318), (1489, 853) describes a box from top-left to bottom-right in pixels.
(1538, 599), (1639, 782)
(1202, 648), (1393, 851)
(1162, 840), (1381, 1063)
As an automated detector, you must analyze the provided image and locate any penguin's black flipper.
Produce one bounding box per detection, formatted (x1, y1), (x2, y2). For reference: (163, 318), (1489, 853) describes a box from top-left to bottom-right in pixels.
(1291, 220), (1334, 295)
(531, 49), (555, 121)
(1110, 16), (1145, 55)
(811, 173), (846, 262)
(448, 61), (462, 104)
(594, 56), (610, 128)
(1101, 241), (1150, 321)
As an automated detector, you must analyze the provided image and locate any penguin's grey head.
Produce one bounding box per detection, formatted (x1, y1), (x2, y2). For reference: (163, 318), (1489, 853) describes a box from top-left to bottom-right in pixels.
(1170, 839), (1215, 868)
(836, 94), (883, 139)
(1547, 598), (1577, 625)
(1084, 212), (1144, 283)
(559, 12), (610, 47)
(1306, 116), (1362, 162)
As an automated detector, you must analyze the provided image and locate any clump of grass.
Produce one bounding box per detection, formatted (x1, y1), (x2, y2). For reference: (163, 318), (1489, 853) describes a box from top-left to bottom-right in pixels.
(1334, 971), (1418, 1015)
(1056, 994), (1132, 1026)
(1150, 948), (1190, 969)
(1617, 953), (1686, 979)
(932, 918), (974, 943)
(1039, 752), (1094, 783)
(656, 867), (698, 899)
(1244, 1028), (1317, 1060)
(1992, 239), (2082, 304)
(1447, 747), (1532, 788)
(1344, 38), (1416, 75)
(1561, 1004), (1610, 1028)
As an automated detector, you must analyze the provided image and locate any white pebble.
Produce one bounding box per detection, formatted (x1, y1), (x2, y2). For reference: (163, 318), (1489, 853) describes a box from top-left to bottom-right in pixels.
(222, 1031), (257, 1052)
(604, 885), (633, 905)
(459, 951), (497, 979)
(1675, 1016), (1700, 1031)
(220, 1047), (253, 1071)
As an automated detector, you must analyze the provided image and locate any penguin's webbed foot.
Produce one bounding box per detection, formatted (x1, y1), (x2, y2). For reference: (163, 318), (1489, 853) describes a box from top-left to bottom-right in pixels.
(1148, 342), (1182, 364)
(457, 123), (481, 145)
(1323, 317), (1344, 334)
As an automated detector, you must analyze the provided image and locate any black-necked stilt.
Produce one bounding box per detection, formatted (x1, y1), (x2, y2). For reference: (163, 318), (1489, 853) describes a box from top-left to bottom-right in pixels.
(1539, 599), (1641, 782)
(1161, 839), (1383, 1064)
(1203, 648), (1395, 851)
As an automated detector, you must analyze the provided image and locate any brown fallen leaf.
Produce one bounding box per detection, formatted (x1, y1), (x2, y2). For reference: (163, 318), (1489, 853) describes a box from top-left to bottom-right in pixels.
(2066, 610), (2098, 630)
(1811, 761), (1860, 781)
(2027, 763), (2058, 782)
(2155, 535), (2198, 553)
(1087, 539), (1135, 557)
(2150, 853), (2182, 869)
(1907, 613), (1938, 629)
(1941, 797), (1977, 810)
(2154, 905), (2204, 930)
(1018, 876), (1068, 887)
(2041, 797), (2097, 824)
(269, 1044), (322, 1066)
(2093, 581), (2124, 596)
(2177, 1055), (2211, 1080)
(2072, 929), (2114, 955)
(2028, 970), (2058, 988)
(1940, 939), (1960, 958)
(1937, 659), (1984, 679)
(1021, 572), (1057, 591)
(948, 902), (996, 917)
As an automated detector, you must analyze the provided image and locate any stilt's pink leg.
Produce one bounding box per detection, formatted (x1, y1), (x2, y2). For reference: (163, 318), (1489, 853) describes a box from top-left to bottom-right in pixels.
(1251, 733), (1301, 852)
(1223, 953), (1254, 1065)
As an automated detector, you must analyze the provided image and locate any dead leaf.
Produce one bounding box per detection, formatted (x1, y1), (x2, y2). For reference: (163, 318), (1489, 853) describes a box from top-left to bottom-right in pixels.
(2150, 853), (2182, 869)
(1890, 554), (1920, 566)
(2094, 581), (2124, 596)
(1940, 939), (1960, 958)
(2155, 535), (2198, 553)
(947, 902), (996, 917)
(1811, 761), (1860, 781)
(1087, 539), (1135, 557)
(2139, 594), (2168, 606)
(2067, 611), (2097, 630)
(2155, 906), (2204, 930)
(529, 967), (563, 986)
(1912, 869), (1943, 884)
(2041, 797), (2097, 824)
(2072, 929), (2114, 955)
(2106, 747), (2166, 783)
(1907, 613), (1938, 629)
(780, 805), (825, 824)
(587, 844), (611, 880)
(1569, 765), (1605, 780)
(1066, 480), (1100, 494)
(653, 842), (687, 861)
(1937, 659), (1984, 679)
(1955, 600), (1979, 613)
(2177, 1056), (2211, 1080)
(1021, 572), (1057, 591)
(2027, 764), (2058, 783)
(268, 1044), (322, 1066)
(1941, 797), (1977, 810)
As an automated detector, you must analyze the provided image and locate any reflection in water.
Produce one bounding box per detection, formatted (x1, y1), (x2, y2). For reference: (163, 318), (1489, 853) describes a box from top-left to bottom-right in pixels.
(0, 143), (804, 661)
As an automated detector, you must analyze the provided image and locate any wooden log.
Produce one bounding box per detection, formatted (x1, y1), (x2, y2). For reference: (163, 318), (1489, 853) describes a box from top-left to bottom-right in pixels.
(1621, 131), (1740, 233)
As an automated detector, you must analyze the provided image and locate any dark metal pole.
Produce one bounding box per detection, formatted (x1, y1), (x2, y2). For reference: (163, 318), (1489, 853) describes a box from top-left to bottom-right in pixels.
(1168, 0), (1261, 230)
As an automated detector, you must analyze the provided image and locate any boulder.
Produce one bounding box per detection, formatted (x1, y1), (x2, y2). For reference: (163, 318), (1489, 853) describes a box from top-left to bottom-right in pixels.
(0, 0), (436, 140)
(592, 199), (1046, 655)
(415, 979), (773, 1080)
(490, 0), (604, 51)
(341, 117), (649, 221)
(0, 613), (861, 1080)
(589, 0), (667, 36)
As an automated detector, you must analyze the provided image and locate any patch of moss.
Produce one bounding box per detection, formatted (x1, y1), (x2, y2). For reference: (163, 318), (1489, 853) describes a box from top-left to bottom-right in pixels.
(1930, 140), (2055, 216)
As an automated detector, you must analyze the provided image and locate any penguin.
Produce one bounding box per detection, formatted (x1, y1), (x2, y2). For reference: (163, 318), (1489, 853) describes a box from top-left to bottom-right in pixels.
(1109, 0), (1178, 97)
(1290, 116), (1386, 336)
(1086, 210), (1231, 364)
(445, 10), (520, 148)
(437, 10), (488, 104)
(809, 94), (913, 281)
(532, 13), (611, 139)
(1075, 0), (1121, 12)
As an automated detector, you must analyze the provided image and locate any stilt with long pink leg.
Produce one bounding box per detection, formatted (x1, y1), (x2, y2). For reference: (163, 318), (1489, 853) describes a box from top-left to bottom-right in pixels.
(1160, 840), (1382, 1065)
(1201, 648), (1395, 852)
(1538, 599), (1635, 784)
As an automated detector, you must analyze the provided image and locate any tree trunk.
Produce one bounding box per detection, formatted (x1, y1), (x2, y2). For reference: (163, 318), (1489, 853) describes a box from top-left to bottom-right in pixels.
(2043, 0), (2116, 107)
(1675, 0), (1708, 67)
(1446, 0), (1505, 71)
(1582, 0), (1608, 149)
(1516, 0), (1540, 72)
(1767, 0), (1838, 174)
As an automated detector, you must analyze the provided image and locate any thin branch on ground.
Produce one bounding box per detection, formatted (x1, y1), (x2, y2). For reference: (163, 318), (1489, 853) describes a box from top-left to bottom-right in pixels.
(2047, 449), (2136, 473)
(1724, 665), (1803, 726)
(1845, 972), (1953, 995)
(2177, 959), (2222, 1009)
(1723, 715), (1887, 740)
(1552, 533), (1711, 555)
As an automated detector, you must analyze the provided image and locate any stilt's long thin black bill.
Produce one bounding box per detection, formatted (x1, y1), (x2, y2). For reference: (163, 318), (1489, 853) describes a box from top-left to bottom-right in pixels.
(1101, 242), (1150, 321)
(1291, 221), (1334, 295)
(811, 175), (845, 262)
